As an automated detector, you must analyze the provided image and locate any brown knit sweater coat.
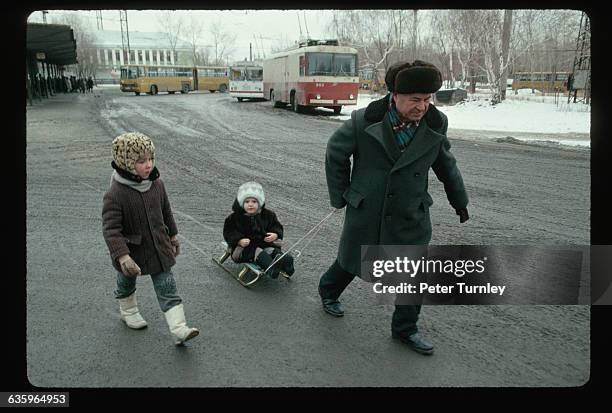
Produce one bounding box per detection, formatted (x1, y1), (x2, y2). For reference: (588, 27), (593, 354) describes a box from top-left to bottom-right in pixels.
(102, 178), (178, 275)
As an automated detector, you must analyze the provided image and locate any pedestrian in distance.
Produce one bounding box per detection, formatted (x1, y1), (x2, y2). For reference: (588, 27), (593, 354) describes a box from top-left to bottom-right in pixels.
(319, 60), (470, 355)
(223, 181), (295, 279)
(102, 132), (199, 345)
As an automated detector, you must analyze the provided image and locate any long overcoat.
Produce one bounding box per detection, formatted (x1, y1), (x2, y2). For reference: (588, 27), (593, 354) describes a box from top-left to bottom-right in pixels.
(102, 178), (178, 276)
(326, 95), (469, 276)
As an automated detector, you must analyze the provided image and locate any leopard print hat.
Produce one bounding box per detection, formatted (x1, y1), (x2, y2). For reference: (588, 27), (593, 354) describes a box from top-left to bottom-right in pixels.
(111, 132), (155, 174)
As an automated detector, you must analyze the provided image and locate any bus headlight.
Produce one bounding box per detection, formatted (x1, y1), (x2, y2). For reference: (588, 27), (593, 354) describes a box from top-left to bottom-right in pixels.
(316, 94), (321, 100)
(349, 94), (354, 99)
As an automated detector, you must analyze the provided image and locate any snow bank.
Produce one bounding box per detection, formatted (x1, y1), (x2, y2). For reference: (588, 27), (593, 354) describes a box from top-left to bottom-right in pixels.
(331, 92), (591, 148)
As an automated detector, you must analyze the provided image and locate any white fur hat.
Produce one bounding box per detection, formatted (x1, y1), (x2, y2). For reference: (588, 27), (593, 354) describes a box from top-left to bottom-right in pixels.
(237, 181), (265, 207)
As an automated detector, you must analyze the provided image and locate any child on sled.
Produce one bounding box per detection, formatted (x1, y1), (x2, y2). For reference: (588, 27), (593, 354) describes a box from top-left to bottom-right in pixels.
(223, 181), (295, 279)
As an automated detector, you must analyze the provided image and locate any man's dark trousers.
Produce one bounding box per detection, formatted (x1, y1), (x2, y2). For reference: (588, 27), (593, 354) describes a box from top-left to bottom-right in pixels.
(319, 259), (421, 337)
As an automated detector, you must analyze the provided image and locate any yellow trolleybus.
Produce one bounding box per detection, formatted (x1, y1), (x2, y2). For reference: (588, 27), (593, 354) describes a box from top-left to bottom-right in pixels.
(120, 64), (194, 95)
(511, 71), (569, 94)
(193, 66), (229, 93)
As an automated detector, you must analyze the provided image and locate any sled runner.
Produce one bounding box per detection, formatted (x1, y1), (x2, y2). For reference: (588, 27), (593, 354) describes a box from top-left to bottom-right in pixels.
(212, 242), (290, 287)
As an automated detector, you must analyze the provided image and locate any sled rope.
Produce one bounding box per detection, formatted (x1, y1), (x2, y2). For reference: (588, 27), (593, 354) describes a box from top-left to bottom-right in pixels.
(264, 208), (339, 273)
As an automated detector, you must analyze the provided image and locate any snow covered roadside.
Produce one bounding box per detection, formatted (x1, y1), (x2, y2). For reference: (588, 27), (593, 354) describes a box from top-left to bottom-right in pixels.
(331, 91), (591, 149)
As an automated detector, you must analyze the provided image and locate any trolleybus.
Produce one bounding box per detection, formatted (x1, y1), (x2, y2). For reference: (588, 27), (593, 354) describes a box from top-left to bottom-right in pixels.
(263, 39), (359, 114)
(229, 60), (264, 101)
(120, 64), (229, 95)
(120, 64), (194, 95)
(193, 66), (229, 93)
(511, 71), (569, 94)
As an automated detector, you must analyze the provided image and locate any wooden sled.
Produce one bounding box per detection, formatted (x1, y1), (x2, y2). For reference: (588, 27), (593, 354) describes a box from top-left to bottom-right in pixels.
(212, 242), (291, 287)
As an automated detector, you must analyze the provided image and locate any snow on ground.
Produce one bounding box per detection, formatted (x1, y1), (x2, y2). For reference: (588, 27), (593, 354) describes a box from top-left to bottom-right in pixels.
(332, 90), (591, 148)
(96, 84), (590, 148)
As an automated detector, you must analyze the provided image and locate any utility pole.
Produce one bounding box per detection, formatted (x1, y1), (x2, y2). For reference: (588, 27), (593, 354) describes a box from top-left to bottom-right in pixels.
(96, 10), (104, 30)
(253, 35), (260, 60)
(250, 42), (252, 62)
(499, 9), (513, 102)
(119, 10), (131, 65)
(41, 10), (48, 24)
(568, 12), (591, 104)
(260, 35), (266, 59)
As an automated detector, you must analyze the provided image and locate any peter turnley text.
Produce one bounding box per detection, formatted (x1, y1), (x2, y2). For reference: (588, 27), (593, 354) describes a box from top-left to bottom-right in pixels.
(373, 282), (506, 296)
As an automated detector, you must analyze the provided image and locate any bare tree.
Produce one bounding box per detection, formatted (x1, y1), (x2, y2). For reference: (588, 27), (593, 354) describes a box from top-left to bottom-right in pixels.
(411, 10), (418, 60)
(365, 10), (397, 72)
(327, 9), (582, 100)
(269, 33), (295, 54)
(429, 11), (456, 88)
(157, 11), (184, 64)
(498, 10), (513, 101)
(327, 10), (411, 90)
(196, 47), (211, 66)
(52, 12), (99, 79)
(470, 10), (515, 104)
(184, 16), (205, 66)
(209, 21), (237, 65)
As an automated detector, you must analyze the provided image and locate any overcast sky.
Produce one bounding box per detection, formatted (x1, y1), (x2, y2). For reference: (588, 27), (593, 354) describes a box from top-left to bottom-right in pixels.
(28, 9), (335, 61)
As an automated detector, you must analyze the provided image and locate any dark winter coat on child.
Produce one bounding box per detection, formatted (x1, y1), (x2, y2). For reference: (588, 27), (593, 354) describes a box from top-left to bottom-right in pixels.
(223, 199), (284, 263)
(102, 178), (178, 275)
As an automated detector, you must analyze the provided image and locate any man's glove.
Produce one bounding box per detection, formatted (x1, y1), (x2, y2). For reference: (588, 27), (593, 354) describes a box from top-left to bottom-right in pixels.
(456, 208), (470, 223)
(170, 236), (180, 257)
(117, 255), (141, 276)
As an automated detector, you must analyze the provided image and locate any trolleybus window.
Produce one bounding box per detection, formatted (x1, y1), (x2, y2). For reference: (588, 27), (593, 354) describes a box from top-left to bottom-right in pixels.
(230, 67), (262, 81)
(248, 68), (263, 80)
(305, 53), (357, 76)
(333, 54), (357, 76)
(121, 67), (139, 79)
(308, 53), (333, 75)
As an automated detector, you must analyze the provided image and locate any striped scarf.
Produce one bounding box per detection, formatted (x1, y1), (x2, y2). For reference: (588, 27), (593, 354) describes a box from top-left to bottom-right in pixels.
(388, 99), (418, 151)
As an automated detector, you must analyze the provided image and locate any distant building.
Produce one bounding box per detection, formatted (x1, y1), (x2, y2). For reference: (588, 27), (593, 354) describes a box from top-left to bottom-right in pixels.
(86, 30), (192, 83)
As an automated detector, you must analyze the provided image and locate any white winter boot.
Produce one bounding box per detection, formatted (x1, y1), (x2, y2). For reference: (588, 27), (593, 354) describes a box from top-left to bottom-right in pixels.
(118, 293), (148, 329)
(164, 304), (199, 345)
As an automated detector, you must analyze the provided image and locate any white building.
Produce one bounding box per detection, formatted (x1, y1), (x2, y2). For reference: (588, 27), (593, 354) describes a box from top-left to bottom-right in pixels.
(88, 30), (192, 83)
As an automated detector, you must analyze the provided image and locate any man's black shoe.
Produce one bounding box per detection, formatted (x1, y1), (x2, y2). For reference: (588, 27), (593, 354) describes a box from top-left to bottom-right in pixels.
(321, 298), (344, 317)
(392, 332), (434, 355)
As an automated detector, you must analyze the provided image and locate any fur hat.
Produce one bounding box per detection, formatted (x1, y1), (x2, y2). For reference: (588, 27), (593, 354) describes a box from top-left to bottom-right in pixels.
(112, 132), (155, 174)
(237, 181), (265, 207)
(385, 61), (412, 92)
(394, 60), (443, 94)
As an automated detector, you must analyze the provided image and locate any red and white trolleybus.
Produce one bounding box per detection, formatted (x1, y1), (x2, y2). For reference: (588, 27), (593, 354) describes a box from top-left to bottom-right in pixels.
(263, 39), (359, 114)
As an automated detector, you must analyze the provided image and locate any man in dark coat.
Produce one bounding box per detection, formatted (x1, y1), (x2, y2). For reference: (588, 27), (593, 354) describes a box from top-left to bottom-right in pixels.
(319, 60), (470, 355)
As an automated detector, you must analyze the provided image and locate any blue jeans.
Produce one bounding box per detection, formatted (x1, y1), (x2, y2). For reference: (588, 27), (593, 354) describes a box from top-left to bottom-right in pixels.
(115, 270), (182, 312)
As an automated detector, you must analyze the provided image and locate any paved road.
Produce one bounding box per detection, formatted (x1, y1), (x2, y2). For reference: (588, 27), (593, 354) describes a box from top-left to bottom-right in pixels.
(26, 88), (590, 387)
